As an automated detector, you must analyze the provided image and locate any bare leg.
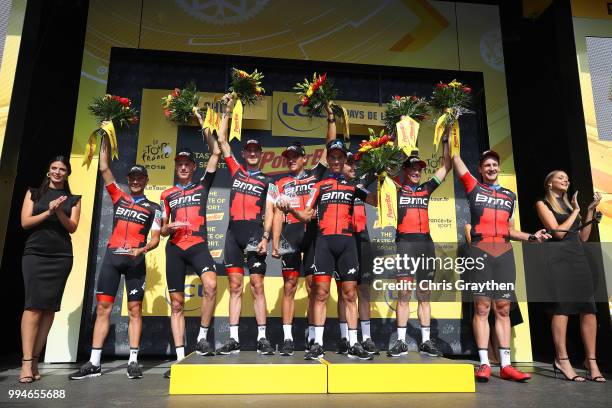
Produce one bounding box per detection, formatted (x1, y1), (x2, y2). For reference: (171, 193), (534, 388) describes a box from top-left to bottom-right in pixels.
(127, 301), (142, 349)
(228, 273), (244, 325)
(250, 274), (267, 327)
(473, 297), (491, 349)
(32, 311), (55, 378)
(341, 281), (358, 335)
(492, 300), (511, 348)
(580, 313), (604, 381)
(551, 314), (581, 378)
(358, 283), (371, 322)
(199, 271), (217, 328)
(170, 292), (185, 349)
(20, 309), (42, 381)
(281, 273), (298, 325)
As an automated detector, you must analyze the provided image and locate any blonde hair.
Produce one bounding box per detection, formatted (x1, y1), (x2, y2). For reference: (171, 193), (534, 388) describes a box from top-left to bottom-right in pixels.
(543, 170), (572, 214)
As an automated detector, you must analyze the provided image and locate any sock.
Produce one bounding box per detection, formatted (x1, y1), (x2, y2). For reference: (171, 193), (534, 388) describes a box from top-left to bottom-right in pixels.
(499, 347), (511, 368)
(176, 346), (185, 361)
(197, 326), (209, 342)
(314, 326), (324, 345)
(478, 348), (490, 366)
(397, 326), (407, 341)
(128, 348), (138, 364)
(308, 325), (315, 342)
(421, 326), (431, 343)
(283, 324), (293, 341)
(257, 325), (267, 340)
(348, 329), (358, 347)
(360, 320), (371, 341)
(89, 348), (102, 366)
(230, 325), (239, 342)
(339, 321), (348, 339)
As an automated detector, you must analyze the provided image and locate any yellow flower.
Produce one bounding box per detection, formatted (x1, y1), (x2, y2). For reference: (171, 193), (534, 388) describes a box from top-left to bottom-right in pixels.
(306, 86), (314, 97)
(449, 79), (462, 88)
(358, 145), (373, 153)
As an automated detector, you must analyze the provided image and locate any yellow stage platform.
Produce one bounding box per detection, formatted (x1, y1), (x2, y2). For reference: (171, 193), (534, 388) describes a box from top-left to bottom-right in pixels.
(168, 351), (475, 394)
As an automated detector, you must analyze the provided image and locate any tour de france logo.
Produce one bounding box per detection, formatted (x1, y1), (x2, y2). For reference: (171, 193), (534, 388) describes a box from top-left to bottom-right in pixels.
(175, 0), (270, 25)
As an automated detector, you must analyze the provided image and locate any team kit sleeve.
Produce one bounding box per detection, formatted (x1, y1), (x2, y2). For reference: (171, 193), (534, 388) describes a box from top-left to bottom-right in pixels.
(105, 181), (126, 205)
(160, 192), (171, 221)
(305, 181), (322, 208)
(459, 171), (478, 193)
(151, 204), (162, 231)
(311, 161), (327, 181)
(425, 176), (442, 194)
(224, 155), (242, 177)
(199, 170), (216, 189)
(354, 185), (369, 202)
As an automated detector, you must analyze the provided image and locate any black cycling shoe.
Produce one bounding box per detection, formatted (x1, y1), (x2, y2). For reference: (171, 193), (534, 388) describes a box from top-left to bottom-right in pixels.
(126, 361), (142, 379)
(387, 339), (409, 357)
(216, 338), (241, 355)
(361, 338), (380, 355)
(347, 342), (374, 360)
(336, 337), (350, 355)
(305, 343), (325, 360)
(163, 369), (171, 379)
(257, 338), (275, 355)
(305, 338), (314, 352)
(69, 362), (102, 380)
(419, 340), (443, 357)
(195, 338), (215, 356)
(280, 339), (295, 356)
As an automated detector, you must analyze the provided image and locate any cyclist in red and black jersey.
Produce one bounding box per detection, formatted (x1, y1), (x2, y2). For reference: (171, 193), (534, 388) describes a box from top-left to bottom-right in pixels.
(70, 133), (161, 381)
(334, 152), (379, 355)
(271, 104), (335, 356)
(216, 94), (276, 356)
(453, 149), (549, 383)
(388, 138), (451, 359)
(158, 112), (222, 378)
(279, 139), (377, 360)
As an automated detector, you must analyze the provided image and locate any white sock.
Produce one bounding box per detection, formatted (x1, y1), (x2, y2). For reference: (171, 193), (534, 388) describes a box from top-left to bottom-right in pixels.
(397, 326), (407, 341)
(421, 326), (431, 343)
(257, 325), (266, 340)
(339, 321), (348, 339)
(308, 325), (315, 342)
(176, 346), (185, 361)
(348, 329), (358, 346)
(283, 324), (293, 340)
(314, 326), (324, 345)
(230, 325), (239, 342)
(89, 348), (102, 366)
(361, 320), (371, 340)
(128, 348), (138, 364)
(478, 348), (490, 366)
(197, 326), (209, 342)
(499, 347), (511, 368)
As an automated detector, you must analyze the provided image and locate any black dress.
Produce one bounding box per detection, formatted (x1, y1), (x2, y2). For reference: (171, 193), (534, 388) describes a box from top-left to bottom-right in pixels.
(22, 187), (81, 311)
(539, 199), (597, 315)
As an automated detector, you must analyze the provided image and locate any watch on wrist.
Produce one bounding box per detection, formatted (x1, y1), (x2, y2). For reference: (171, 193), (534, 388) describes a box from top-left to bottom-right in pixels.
(528, 234), (536, 242)
(262, 232), (270, 240)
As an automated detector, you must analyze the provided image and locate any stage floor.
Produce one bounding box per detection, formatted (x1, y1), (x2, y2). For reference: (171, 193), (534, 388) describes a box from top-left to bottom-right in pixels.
(0, 358), (609, 408)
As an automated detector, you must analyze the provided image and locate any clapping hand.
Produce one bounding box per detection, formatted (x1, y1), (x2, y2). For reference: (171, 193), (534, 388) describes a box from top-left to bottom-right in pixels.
(587, 192), (602, 211)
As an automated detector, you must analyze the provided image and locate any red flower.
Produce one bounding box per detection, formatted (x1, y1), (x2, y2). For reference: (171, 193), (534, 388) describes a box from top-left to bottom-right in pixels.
(119, 97), (130, 107)
(394, 95), (401, 101)
(129, 116), (139, 125)
(379, 135), (390, 144)
(302, 97), (310, 107)
(163, 108), (171, 118)
(410, 95), (418, 102)
(320, 73), (327, 85)
(172, 88), (180, 97)
(462, 86), (472, 94)
(354, 153), (361, 161)
(312, 82), (320, 92)
(436, 82), (444, 89)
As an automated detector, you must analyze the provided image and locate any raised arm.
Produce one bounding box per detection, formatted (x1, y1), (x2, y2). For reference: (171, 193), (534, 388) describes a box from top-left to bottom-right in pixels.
(317, 102), (336, 167)
(204, 126), (221, 172)
(452, 151), (469, 178)
(433, 138), (452, 182)
(99, 129), (115, 186)
(217, 95), (235, 159)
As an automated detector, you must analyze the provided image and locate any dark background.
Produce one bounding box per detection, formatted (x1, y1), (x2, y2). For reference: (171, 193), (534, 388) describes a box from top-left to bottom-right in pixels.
(0, 0), (610, 369)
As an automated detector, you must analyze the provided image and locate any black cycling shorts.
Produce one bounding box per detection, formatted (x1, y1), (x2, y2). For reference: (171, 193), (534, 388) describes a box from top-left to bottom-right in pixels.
(280, 222), (317, 276)
(314, 235), (359, 282)
(224, 221), (266, 275)
(465, 244), (516, 301)
(355, 230), (372, 284)
(395, 233), (437, 282)
(96, 249), (146, 303)
(166, 241), (216, 293)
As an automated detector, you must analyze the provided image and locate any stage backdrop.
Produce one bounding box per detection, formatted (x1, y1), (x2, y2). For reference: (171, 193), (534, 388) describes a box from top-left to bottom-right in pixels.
(47, 0), (532, 362)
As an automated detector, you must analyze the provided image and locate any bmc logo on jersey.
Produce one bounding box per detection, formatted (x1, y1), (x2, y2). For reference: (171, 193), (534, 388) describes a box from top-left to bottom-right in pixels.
(286, 182), (314, 196)
(475, 193), (512, 209)
(169, 193), (201, 208)
(399, 196), (428, 206)
(116, 207), (148, 222)
(233, 179), (264, 195)
(322, 191), (353, 201)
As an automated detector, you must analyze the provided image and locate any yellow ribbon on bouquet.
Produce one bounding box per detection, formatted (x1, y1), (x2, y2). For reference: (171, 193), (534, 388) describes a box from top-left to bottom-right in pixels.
(434, 110), (460, 156)
(82, 121), (116, 169)
(396, 116), (420, 156)
(341, 106), (350, 141)
(229, 99), (244, 141)
(377, 172), (398, 228)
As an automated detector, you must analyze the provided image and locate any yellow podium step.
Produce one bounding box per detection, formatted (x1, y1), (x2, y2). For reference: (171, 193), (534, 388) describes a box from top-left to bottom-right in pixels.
(322, 353), (475, 393)
(168, 352), (327, 394)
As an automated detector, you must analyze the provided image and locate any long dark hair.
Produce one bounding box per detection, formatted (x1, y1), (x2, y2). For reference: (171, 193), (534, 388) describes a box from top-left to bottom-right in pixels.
(31, 156), (72, 201)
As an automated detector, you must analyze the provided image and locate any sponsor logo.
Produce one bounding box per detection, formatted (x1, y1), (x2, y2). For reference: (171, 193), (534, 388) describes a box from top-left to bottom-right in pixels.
(276, 100), (324, 132)
(475, 193), (512, 209)
(141, 140), (172, 164)
(169, 193), (201, 208)
(399, 196), (429, 206)
(232, 179), (264, 195)
(322, 191), (353, 201)
(116, 207), (148, 222)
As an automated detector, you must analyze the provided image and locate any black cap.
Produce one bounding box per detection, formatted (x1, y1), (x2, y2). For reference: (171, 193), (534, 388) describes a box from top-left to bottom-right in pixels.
(127, 164), (148, 177)
(479, 150), (500, 165)
(244, 139), (262, 151)
(174, 147), (196, 163)
(403, 155), (426, 169)
(282, 142), (306, 158)
(326, 139), (347, 155)
(346, 152), (356, 165)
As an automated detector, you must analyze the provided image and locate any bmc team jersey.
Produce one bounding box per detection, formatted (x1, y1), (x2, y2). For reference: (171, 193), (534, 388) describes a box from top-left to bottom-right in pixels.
(306, 174), (369, 236)
(159, 171), (215, 250)
(396, 176), (441, 234)
(275, 162), (326, 224)
(226, 155), (273, 223)
(459, 171), (515, 242)
(106, 182), (161, 249)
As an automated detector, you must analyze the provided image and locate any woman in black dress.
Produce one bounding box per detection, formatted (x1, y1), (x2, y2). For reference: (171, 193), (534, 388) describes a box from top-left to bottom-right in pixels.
(19, 156), (81, 383)
(535, 170), (605, 382)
